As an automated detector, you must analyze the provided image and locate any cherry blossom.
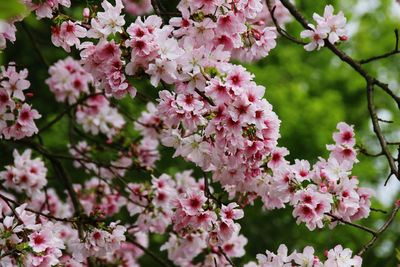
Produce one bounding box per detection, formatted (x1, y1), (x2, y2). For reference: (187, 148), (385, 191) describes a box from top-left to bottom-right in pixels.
(301, 5), (348, 51)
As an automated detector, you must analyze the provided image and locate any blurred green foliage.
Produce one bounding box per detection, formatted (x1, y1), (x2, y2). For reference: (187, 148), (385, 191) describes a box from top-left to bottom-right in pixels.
(0, 0), (27, 20)
(0, 0), (399, 266)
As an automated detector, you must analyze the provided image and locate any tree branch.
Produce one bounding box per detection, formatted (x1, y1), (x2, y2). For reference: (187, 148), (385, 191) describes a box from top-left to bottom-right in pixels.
(357, 203), (400, 256)
(325, 213), (377, 236)
(266, 1), (306, 45)
(126, 234), (172, 267)
(0, 193), (74, 223)
(359, 29), (400, 64)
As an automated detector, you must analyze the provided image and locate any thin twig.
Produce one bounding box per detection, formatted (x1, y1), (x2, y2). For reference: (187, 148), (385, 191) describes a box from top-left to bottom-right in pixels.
(39, 93), (102, 132)
(326, 213), (377, 236)
(218, 246), (237, 267)
(266, 1), (306, 45)
(0, 193), (74, 222)
(126, 235), (172, 267)
(360, 29), (400, 64)
(357, 203), (400, 255)
(195, 88), (215, 106)
(370, 207), (387, 214)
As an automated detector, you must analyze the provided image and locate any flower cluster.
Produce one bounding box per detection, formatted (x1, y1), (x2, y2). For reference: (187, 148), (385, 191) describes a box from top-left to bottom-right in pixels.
(0, 201), (129, 266)
(0, 64), (41, 140)
(69, 140), (133, 178)
(81, 40), (137, 99)
(75, 95), (125, 138)
(300, 5), (348, 51)
(0, 204), (66, 266)
(124, 170), (247, 266)
(46, 57), (93, 104)
(51, 21), (87, 52)
(257, 122), (373, 230)
(0, 149), (47, 197)
(245, 244), (362, 267)
(74, 177), (126, 216)
(72, 222), (127, 262)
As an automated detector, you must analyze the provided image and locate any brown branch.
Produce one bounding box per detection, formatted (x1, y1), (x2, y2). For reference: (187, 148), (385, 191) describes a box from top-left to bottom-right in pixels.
(218, 246), (237, 267)
(377, 118), (393, 123)
(357, 203), (400, 256)
(203, 172), (222, 206)
(195, 88), (215, 106)
(360, 29), (400, 64)
(266, 1), (306, 45)
(39, 93), (102, 133)
(387, 141), (400, 146)
(126, 234), (172, 267)
(366, 80), (398, 180)
(325, 213), (377, 236)
(370, 207), (387, 214)
(0, 193), (74, 223)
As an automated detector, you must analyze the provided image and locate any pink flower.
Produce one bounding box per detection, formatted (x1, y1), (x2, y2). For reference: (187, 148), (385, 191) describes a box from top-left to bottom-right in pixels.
(87, 0), (125, 38)
(29, 230), (53, 253)
(59, 21), (87, 49)
(180, 190), (207, 216)
(46, 57), (92, 104)
(18, 104), (41, 127)
(221, 203), (244, 221)
(300, 24), (329, 51)
(313, 5), (347, 44)
(176, 93), (204, 112)
(333, 122), (355, 146)
(325, 245), (362, 267)
(1, 65), (30, 101)
(0, 21), (17, 50)
(268, 147), (289, 169)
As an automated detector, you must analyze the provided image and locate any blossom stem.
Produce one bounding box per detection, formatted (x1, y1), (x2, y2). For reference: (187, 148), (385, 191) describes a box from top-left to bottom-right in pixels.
(357, 203), (400, 256)
(126, 234), (172, 267)
(218, 246), (237, 267)
(325, 213), (377, 236)
(0, 193), (75, 222)
(359, 29), (400, 64)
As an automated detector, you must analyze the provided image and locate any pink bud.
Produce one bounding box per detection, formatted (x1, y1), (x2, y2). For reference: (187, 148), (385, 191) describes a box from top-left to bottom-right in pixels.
(339, 35), (348, 41)
(395, 199), (400, 207)
(324, 250), (328, 257)
(106, 139), (113, 144)
(319, 183), (328, 193)
(83, 8), (90, 19)
(26, 92), (34, 98)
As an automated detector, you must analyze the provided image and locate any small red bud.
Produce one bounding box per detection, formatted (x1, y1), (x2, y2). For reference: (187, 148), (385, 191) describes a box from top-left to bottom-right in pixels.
(340, 35), (348, 41)
(395, 199), (400, 207)
(26, 92), (34, 97)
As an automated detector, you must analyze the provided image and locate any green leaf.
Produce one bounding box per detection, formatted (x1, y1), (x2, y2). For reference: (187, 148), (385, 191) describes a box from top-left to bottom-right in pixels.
(0, 0), (27, 20)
